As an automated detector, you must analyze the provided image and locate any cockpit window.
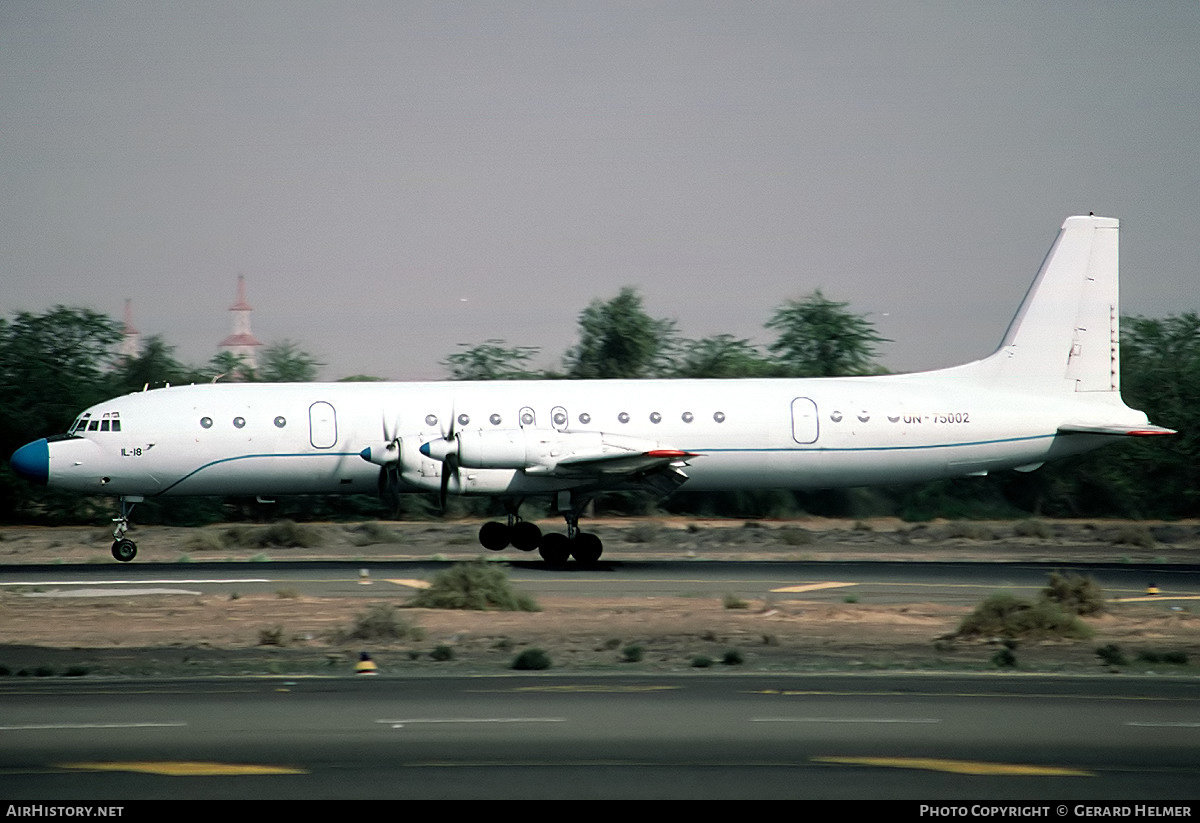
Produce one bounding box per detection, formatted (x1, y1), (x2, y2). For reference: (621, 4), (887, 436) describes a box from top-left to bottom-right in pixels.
(74, 411), (120, 433)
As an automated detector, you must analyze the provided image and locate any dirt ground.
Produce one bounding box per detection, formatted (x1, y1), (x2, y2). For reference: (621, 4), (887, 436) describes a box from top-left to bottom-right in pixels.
(1, 517), (1198, 678)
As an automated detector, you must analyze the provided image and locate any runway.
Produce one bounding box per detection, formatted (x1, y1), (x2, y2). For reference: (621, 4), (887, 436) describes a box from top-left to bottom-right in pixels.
(1, 673), (1198, 800)
(3, 558), (1199, 605)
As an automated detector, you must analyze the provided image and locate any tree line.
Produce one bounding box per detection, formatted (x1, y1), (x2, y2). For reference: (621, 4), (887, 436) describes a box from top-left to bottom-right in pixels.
(1, 291), (1193, 525)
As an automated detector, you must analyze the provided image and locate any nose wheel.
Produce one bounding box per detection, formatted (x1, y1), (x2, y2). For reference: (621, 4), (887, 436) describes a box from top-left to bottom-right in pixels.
(111, 538), (137, 562)
(109, 496), (142, 562)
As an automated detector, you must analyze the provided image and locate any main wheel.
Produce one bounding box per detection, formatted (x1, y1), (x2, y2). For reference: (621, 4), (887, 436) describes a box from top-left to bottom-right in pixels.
(478, 521), (511, 551)
(538, 532), (570, 565)
(570, 532), (603, 564)
(511, 521), (542, 552)
(111, 538), (137, 562)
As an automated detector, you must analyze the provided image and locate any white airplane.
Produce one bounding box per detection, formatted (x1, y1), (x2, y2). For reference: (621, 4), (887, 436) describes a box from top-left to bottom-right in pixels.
(9, 215), (1174, 563)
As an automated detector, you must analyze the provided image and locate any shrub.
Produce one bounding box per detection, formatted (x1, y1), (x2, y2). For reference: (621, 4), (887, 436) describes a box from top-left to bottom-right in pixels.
(955, 592), (1092, 640)
(1014, 519), (1054, 539)
(777, 528), (814, 546)
(945, 521), (996, 541)
(690, 655), (713, 668)
(257, 625), (285, 646)
(408, 559), (539, 612)
(1136, 649), (1189, 665)
(1096, 643), (1129, 667)
(1110, 524), (1155, 549)
(350, 522), (404, 547)
(339, 603), (423, 642)
(621, 644), (645, 663)
(624, 524), (660, 543)
(722, 593), (749, 610)
(991, 647), (1017, 667)
(512, 648), (551, 670)
(721, 649), (744, 666)
(1042, 572), (1105, 616)
(430, 644), (455, 662)
(224, 520), (323, 549)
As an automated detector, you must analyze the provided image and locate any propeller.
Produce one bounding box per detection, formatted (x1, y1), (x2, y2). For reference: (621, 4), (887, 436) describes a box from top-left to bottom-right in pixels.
(418, 402), (460, 512)
(362, 410), (402, 511)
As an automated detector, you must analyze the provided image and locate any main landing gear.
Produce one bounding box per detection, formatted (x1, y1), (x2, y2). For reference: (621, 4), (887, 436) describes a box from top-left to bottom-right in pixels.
(475, 493), (604, 564)
(110, 496), (142, 562)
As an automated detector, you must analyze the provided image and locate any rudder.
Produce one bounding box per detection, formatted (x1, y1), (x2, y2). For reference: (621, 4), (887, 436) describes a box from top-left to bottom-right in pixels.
(986, 215), (1120, 394)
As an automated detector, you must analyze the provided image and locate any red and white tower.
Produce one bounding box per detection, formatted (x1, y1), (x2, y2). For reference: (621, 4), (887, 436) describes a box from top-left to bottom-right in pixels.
(217, 274), (263, 374)
(118, 298), (142, 360)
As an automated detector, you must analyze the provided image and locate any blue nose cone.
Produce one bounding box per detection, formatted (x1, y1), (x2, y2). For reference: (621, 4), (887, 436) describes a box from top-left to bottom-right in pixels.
(10, 439), (49, 485)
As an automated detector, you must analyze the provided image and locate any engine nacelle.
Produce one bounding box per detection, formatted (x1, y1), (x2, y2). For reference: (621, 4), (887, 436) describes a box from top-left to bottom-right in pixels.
(455, 428), (607, 470)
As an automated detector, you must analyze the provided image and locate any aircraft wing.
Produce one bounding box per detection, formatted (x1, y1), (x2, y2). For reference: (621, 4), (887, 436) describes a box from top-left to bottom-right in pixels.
(544, 448), (698, 477)
(541, 447), (698, 497)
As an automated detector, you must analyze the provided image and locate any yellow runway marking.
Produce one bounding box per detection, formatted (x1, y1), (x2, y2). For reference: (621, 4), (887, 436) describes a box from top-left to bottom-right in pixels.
(772, 582), (857, 593)
(385, 578), (431, 589)
(57, 761), (307, 776)
(1113, 595), (1200, 603)
(813, 756), (1091, 776)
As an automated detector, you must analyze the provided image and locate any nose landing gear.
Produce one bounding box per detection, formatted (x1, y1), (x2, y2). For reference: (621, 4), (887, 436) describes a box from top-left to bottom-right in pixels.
(110, 496), (142, 562)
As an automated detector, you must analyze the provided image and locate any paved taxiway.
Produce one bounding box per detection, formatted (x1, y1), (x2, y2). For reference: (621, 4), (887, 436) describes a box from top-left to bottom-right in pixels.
(1, 673), (1198, 800)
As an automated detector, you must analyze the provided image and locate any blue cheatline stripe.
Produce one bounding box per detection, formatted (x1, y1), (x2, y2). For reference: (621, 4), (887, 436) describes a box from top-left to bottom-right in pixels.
(157, 452), (362, 495)
(701, 433), (1057, 454)
(152, 433), (1056, 494)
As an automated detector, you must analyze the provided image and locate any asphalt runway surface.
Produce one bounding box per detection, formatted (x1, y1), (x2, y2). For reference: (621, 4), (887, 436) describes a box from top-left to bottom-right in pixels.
(3, 558), (1199, 605)
(1, 673), (1198, 800)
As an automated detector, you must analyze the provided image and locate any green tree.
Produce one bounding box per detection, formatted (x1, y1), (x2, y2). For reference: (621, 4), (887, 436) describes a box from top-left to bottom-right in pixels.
(765, 290), (888, 377)
(442, 339), (542, 380)
(112, 335), (195, 394)
(564, 287), (676, 379)
(207, 350), (256, 382)
(669, 334), (776, 378)
(0, 307), (121, 439)
(258, 340), (323, 382)
(1034, 313), (1200, 517)
(0, 307), (122, 521)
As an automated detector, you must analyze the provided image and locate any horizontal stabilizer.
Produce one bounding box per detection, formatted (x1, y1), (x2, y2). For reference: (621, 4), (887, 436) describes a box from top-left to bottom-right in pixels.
(1057, 423), (1176, 437)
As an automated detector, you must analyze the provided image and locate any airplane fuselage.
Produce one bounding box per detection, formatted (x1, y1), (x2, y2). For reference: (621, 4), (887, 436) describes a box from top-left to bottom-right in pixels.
(37, 375), (1128, 500)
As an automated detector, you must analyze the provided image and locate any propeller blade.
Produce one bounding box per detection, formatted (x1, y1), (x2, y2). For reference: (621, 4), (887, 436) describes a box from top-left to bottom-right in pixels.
(439, 456), (455, 512)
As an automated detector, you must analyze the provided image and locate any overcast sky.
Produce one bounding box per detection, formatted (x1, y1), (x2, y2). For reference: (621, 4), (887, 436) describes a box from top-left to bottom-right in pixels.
(3, 1), (1198, 380)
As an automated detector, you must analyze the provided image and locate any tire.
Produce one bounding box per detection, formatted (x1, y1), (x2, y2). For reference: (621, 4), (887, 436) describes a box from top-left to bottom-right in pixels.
(511, 521), (542, 552)
(538, 532), (570, 565)
(111, 539), (137, 562)
(570, 532), (603, 564)
(478, 521), (511, 551)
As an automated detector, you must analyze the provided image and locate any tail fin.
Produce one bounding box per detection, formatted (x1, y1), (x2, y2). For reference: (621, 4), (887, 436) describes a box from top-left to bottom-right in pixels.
(960, 215), (1121, 394)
